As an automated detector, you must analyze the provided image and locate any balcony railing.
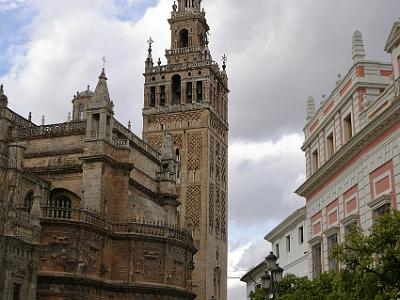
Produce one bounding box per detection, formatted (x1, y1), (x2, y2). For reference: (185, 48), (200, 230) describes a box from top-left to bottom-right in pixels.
(42, 207), (192, 244)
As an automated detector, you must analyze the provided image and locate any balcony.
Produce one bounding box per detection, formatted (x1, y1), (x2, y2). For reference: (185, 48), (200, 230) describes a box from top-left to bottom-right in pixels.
(42, 207), (193, 244)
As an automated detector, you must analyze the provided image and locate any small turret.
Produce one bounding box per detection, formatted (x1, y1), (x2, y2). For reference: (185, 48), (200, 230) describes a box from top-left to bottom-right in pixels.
(307, 96), (316, 121)
(158, 133), (180, 224)
(352, 30), (366, 62)
(0, 84), (8, 107)
(91, 69), (113, 112)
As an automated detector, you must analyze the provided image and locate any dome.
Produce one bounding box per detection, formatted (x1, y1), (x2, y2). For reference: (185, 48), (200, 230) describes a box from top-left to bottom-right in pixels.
(76, 85), (94, 98)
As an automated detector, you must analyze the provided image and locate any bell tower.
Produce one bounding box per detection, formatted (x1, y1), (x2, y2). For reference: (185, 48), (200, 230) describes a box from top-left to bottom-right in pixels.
(142, 1), (229, 299)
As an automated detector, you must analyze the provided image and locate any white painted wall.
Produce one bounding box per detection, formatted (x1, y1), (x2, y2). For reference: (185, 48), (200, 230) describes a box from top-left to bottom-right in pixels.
(270, 217), (309, 278)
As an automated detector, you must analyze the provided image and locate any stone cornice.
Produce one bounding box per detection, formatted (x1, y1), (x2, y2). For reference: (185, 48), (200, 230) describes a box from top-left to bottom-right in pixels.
(264, 207), (306, 242)
(296, 96), (400, 199)
(80, 155), (133, 172)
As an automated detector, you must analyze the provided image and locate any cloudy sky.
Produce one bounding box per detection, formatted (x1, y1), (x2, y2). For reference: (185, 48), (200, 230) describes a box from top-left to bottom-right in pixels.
(1, 0), (399, 299)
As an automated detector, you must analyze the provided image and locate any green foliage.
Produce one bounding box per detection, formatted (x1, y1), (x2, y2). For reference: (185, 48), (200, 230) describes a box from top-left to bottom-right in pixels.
(249, 288), (268, 300)
(269, 210), (400, 300)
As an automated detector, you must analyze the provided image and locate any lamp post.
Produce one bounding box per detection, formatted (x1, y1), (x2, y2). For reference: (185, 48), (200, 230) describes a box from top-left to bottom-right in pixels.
(261, 252), (284, 300)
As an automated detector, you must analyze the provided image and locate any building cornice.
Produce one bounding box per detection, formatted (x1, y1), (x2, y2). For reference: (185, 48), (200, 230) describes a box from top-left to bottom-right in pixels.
(296, 96), (400, 199)
(265, 207), (306, 242)
(385, 21), (400, 52)
(303, 60), (392, 133)
(240, 261), (266, 283)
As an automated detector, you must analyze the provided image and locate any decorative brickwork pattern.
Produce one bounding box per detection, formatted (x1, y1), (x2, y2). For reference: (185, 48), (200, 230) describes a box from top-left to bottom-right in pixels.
(186, 185), (201, 227)
(173, 134), (183, 149)
(209, 183), (214, 234)
(147, 135), (163, 152)
(221, 191), (226, 241)
(187, 133), (202, 170)
(221, 147), (227, 187)
(215, 188), (221, 239)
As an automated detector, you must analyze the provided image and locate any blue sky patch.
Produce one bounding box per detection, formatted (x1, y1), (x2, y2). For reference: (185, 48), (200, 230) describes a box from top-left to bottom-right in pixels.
(0, 3), (36, 76)
(114, 0), (158, 22)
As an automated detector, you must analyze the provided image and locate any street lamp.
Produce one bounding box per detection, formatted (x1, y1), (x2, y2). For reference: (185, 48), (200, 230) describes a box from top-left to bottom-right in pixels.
(262, 252), (284, 299)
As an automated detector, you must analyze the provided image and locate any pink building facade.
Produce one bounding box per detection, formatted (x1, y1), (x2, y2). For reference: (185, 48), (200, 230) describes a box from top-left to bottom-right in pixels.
(296, 21), (400, 279)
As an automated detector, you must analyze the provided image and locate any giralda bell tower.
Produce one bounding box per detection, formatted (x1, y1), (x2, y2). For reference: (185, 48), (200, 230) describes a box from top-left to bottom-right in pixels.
(142, 1), (229, 299)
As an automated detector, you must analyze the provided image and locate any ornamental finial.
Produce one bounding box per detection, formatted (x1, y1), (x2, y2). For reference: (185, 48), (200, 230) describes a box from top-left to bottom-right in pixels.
(222, 54), (227, 70)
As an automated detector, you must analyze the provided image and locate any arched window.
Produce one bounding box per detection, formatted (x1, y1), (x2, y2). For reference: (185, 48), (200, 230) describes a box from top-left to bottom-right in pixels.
(23, 191), (34, 213)
(172, 74), (182, 105)
(48, 189), (80, 220)
(179, 29), (189, 48)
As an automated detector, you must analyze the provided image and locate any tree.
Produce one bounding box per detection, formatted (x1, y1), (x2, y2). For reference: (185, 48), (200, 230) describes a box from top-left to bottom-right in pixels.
(333, 210), (400, 298)
(259, 210), (400, 300)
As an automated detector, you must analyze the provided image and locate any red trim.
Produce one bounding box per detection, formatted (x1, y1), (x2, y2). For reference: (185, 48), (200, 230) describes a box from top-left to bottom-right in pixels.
(311, 211), (322, 223)
(344, 185), (358, 199)
(310, 120), (320, 133)
(369, 160), (397, 209)
(340, 79), (352, 96)
(380, 69), (393, 77)
(356, 66), (365, 77)
(327, 199), (339, 212)
(307, 122), (400, 201)
(324, 100), (334, 116)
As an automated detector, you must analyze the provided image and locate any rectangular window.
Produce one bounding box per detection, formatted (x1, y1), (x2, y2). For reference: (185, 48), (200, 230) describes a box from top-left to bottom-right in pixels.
(298, 226), (304, 244)
(275, 243), (280, 258)
(374, 203), (391, 218)
(326, 133), (334, 159)
(160, 85), (166, 106)
(327, 234), (338, 271)
(344, 113), (353, 142)
(150, 86), (156, 107)
(186, 82), (193, 103)
(312, 243), (322, 279)
(312, 148), (319, 174)
(196, 81), (203, 102)
(286, 235), (291, 252)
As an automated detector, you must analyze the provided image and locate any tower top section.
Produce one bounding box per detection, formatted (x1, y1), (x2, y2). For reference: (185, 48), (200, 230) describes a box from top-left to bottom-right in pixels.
(172, 0), (204, 16)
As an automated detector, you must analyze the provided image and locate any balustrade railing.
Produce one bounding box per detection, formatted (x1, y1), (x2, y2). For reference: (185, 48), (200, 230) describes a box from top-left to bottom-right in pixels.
(12, 121), (86, 139)
(41, 207), (192, 243)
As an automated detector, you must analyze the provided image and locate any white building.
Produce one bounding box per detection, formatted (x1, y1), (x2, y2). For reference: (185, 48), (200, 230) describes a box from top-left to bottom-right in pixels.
(240, 207), (308, 300)
(265, 207), (308, 278)
(240, 261), (267, 300)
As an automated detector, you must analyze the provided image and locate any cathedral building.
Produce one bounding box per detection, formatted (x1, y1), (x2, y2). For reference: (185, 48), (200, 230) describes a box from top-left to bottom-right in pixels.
(296, 21), (400, 279)
(0, 1), (227, 299)
(142, 1), (229, 299)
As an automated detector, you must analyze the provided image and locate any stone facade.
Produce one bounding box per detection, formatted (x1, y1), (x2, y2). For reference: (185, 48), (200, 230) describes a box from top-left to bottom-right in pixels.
(296, 23), (400, 279)
(142, 1), (229, 300)
(0, 65), (196, 298)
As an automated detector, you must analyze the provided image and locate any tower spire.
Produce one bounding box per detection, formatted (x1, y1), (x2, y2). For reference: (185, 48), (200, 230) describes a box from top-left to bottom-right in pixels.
(352, 30), (365, 62)
(91, 68), (112, 111)
(145, 37), (154, 72)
